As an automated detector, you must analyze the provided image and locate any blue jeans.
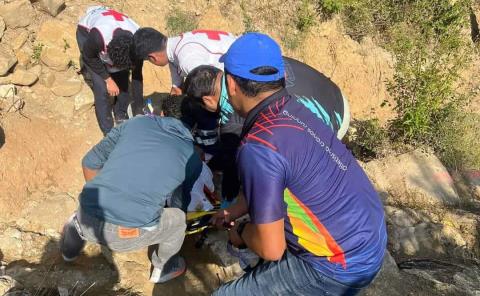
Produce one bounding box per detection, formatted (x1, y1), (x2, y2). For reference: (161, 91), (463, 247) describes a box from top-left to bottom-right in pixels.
(213, 251), (363, 296)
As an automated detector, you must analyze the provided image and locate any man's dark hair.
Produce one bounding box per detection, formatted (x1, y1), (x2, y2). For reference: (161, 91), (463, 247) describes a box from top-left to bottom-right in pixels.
(183, 65), (221, 103)
(107, 34), (134, 68)
(226, 66), (285, 97)
(161, 95), (184, 119)
(133, 27), (167, 60)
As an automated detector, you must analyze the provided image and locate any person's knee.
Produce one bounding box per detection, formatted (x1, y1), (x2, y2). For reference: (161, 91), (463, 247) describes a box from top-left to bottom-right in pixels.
(165, 208), (187, 232)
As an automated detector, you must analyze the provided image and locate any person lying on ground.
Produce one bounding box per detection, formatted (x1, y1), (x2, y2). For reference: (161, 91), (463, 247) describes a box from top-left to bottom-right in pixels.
(59, 96), (205, 284)
(77, 6), (157, 135)
(209, 32), (387, 296)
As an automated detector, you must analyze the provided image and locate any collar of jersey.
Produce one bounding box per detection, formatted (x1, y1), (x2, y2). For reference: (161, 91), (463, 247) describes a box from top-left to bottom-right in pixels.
(240, 88), (290, 139)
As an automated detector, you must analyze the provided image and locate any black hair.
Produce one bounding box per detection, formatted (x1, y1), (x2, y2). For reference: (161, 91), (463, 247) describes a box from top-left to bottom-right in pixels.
(183, 65), (221, 104)
(161, 95), (184, 119)
(226, 66), (285, 97)
(107, 33), (134, 68)
(133, 27), (167, 60)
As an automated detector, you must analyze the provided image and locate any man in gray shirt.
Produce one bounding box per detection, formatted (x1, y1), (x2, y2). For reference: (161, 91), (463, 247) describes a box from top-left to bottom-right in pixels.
(60, 96), (202, 284)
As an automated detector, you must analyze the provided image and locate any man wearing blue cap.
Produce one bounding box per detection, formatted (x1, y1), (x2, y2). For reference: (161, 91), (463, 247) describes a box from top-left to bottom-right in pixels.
(210, 33), (387, 295)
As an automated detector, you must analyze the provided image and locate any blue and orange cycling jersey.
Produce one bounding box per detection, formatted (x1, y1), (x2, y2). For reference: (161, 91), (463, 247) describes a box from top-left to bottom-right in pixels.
(237, 89), (387, 286)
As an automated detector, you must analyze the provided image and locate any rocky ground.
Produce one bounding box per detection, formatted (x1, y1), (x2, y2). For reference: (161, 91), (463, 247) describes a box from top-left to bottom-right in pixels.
(0, 0), (479, 295)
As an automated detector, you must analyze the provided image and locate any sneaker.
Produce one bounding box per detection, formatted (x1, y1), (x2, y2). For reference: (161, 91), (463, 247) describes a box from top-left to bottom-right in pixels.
(62, 253), (78, 262)
(149, 256), (186, 284)
(59, 213), (82, 263)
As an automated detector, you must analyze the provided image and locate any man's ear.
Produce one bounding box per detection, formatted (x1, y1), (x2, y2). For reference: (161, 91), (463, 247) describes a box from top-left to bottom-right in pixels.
(226, 74), (236, 97)
(202, 95), (218, 113)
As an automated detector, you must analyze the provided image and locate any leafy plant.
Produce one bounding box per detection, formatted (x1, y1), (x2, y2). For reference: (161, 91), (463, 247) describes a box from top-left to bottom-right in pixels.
(296, 0), (317, 32)
(346, 119), (390, 161)
(31, 43), (44, 63)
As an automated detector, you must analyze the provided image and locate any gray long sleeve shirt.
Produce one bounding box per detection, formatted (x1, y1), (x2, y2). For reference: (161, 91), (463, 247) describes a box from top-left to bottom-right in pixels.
(80, 115), (202, 228)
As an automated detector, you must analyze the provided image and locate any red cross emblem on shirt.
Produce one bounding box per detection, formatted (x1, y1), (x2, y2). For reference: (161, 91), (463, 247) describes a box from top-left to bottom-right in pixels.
(192, 30), (229, 41)
(101, 9), (128, 21)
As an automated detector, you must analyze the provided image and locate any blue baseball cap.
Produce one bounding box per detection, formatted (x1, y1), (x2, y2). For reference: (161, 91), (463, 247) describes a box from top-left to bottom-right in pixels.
(220, 33), (284, 82)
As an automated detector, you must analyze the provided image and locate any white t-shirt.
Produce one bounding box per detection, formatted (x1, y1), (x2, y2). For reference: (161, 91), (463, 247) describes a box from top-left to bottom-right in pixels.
(166, 30), (236, 88)
(188, 162), (215, 212)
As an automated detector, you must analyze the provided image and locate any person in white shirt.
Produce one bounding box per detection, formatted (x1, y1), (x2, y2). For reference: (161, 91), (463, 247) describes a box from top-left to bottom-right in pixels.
(134, 28), (236, 95)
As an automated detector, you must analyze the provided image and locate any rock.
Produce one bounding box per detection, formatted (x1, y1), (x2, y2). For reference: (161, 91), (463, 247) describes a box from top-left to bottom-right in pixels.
(12, 30), (29, 51)
(0, 0), (35, 29)
(0, 84), (15, 98)
(51, 75), (82, 97)
(29, 64), (42, 77)
(37, 20), (79, 66)
(0, 226), (24, 259)
(20, 192), (77, 233)
(40, 46), (69, 72)
(0, 76), (11, 85)
(386, 206), (478, 260)
(10, 69), (38, 86)
(361, 251), (404, 296)
(15, 47), (32, 68)
(362, 150), (461, 208)
(400, 260), (480, 296)
(0, 46), (17, 76)
(39, 71), (55, 88)
(39, 0), (65, 17)
(0, 275), (22, 295)
(0, 17), (5, 40)
(73, 85), (94, 112)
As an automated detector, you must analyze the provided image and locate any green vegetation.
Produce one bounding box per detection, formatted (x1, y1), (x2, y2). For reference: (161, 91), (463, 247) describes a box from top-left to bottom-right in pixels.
(346, 119), (390, 161)
(317, 0), (350, 17)
(166, 9), (198, 36)
(296, 0), (317, 32)
(321, 0), (477, 170)
(281, 0), (318, 50)
(31, 43), (44, 63)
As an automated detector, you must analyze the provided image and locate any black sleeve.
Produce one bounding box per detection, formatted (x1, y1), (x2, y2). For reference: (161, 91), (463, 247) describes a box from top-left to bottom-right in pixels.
(81, 28), (110, 80)
(131, 59), (144, 115)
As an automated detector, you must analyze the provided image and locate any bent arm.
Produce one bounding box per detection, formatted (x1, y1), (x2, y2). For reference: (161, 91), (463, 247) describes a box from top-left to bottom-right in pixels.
(240, 219), (286, 261)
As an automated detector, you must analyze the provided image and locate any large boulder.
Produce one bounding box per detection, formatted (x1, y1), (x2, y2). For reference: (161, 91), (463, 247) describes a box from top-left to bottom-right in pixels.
(39, 0), (65, 17)
(36, 20), (79, 66)
(385, 206), (479, 260)
(10, 69), (38, 86)
(362, 150), (461, 208)
(0, 46), (17, 76)
(0, 0), (35, 29)
(51, 74), (82, 97)
(40, 46), (70, 72)
(399, 260), (480, 296)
